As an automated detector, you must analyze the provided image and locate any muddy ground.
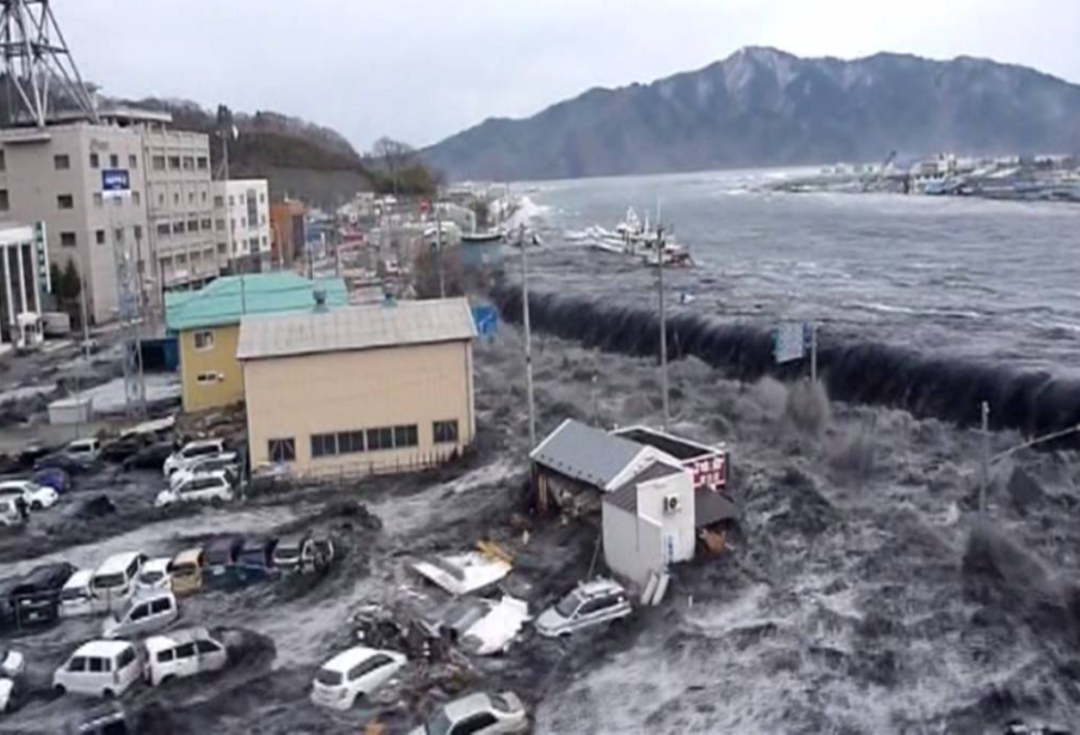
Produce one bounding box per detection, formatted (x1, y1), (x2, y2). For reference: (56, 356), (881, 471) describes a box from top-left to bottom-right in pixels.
(1, 320), (1078, 733)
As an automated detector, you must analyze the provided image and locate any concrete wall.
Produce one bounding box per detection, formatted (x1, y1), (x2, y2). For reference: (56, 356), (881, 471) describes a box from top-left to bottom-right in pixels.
(243, 339), (475, 477)
(179, 324), (243, 413)
(602, 469), (696, 587)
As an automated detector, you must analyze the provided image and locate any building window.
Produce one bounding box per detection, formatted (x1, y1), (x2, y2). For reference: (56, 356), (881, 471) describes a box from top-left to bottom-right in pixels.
(259, 192), (265, 203)
(217, 242), (227, 254)
(54, 154), (70, 170)
(0, 149), (6, 171)
(91, 193), (102, 208)
(268, 438), (295, 463)
(134, 225), (143, 240)
(215, 219), (225, 231)
(182, 156), (194, 171)
(129, 154), (138, 169)
(168, 156), (180, 170)
(196, 372), (221, 385)
(394, 425), (419, 448)
(197, 156), (208, 170)
(109, 153), (119, 168)
(89, 152), (99, 169)
(188, 192), (195, 204)
(228, 196), (235, 207)
(214, 196), (224, 208)
(433, 420), (459, 444)
(260, 214), (267, 226)
(193, 330), (213, 350)
(57, 194), (74, 210)
(156, 223), (170, 237)
(176, 253), (187, 264)
(95, 230), (105, 245)
(152, 155), (166, 171)
(132, 191), (141, 206)
(188, 219), (199, 231)
(173, 222), (185, 234)
(366, 427), (395, 451)
(201, 218), (212, 231)
(201, 191), (208, 203)
(157, 193), (165, 206)
(114, 227), (125, 244)
(173, 193), (180, 205)
(311, 433), (338, 459)
(337, 430), (365, 454)
(60, 232), (76, 247)
(262, 235), (268, 247)
(0, 190), (8, 212)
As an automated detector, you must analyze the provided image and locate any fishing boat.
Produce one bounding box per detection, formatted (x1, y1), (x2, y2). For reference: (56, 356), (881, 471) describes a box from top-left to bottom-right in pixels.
(460, 229), (504, 244)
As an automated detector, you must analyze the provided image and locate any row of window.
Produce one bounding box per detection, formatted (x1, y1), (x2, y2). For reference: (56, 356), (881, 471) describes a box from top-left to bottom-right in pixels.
(55, 152), (139, 171)
(158, 244), (227, 269)
(61, 225), (145, 248)
(156, 189), (210, 208)
(155, 219), (214, 236)
(266, 420), (460, 464)
(150, 155), (209, 172)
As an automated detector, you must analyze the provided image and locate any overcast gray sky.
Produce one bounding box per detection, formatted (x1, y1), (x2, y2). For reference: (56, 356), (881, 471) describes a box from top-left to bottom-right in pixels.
(61, 0), (1080, 152)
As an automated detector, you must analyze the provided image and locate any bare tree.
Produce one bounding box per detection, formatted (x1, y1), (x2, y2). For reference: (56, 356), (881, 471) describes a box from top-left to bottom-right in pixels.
(371, 137), (415, 196)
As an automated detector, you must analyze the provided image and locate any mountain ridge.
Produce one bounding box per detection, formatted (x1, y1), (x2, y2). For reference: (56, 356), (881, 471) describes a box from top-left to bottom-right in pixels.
(422, 47), (1080, 181)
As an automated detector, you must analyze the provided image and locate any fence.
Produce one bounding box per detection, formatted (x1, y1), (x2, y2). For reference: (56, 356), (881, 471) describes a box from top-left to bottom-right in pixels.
(247, 449), (465, 495)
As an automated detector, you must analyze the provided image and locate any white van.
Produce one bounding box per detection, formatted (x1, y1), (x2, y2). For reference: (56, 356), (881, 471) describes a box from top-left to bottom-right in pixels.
(144, 628), (228, 687)
(103, 591), (178, 640)
(53, 640), (142, 698)
(59, 570), (108, 619)
(163, 439), (226, 477)
(91, 552), (146, 609)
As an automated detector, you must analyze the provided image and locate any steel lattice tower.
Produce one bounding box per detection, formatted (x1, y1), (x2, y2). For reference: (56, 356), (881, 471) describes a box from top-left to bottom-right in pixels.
(0, 0), (97, 127)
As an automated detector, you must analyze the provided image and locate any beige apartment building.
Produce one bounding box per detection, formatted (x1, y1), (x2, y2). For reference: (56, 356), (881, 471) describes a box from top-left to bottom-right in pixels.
(213, 179), (271, 272)
(0, 113), (151, 323)
(144, 128), (221, 290)
(238, 298), (477, 478)
(0, 108), (219, 323)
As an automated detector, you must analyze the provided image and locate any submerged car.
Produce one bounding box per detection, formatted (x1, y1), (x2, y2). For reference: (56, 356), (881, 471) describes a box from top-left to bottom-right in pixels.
(169, 453), (238, 490)
(274, 533), (334, 575)
(163, 439), (226, 477)
(102, 591), (178, 640)
(155, 471), (234, 508)
(310, 646), (406, 711)
(134, 558), (172, 594)
(9, 562), (76, 626)
(535, 578), (631, 638)
(0, 480), (58, 511)
(144, 627), (228, 687)
(409, 691), (528, 735)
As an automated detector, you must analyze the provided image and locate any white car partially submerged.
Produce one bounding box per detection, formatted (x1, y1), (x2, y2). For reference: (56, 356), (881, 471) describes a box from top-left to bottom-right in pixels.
(409, 691), (528, 735)
(0, 480), (57, 511)
(0, 647), (24, 679)
(163, 439), (226, 477)
(134, 558), (173, 593)
(144, 628), (228, 687)
(310, 646), (406, 711)
(535, 578), (631, 638)
(168, 452), (238, 489)
(156, 471), (234, 508)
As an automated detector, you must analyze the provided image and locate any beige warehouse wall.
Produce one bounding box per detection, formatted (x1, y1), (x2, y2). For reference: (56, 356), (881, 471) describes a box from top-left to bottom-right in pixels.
(243, 339), (474, 476)
(180, 324), (244, 412)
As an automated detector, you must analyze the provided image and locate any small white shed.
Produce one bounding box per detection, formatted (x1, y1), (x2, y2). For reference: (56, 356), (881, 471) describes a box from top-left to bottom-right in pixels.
(602, 461), (696, 587)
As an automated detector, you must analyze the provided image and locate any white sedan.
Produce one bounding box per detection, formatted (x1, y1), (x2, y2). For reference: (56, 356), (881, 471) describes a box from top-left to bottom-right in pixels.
(0, 481), (57, 511)
(310, 646), (406, 711)
(409, 691), (528, 735)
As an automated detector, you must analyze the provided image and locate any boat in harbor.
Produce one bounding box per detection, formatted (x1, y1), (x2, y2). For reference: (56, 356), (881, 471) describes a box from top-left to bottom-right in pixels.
(577, 207), (694, 267)
(460, 229), (504, 244)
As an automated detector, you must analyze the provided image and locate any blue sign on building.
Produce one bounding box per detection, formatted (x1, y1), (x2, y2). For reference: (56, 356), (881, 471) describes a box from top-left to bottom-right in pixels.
(472, 305), (498, 341)
(102, 169), (130, 195)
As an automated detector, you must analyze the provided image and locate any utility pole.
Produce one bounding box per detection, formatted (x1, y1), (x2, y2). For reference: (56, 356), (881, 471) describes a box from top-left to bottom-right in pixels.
(435, 202), (445, 299)
(657, 222), (670, 431)
(520, 224), (536, 451)
(221, 125), (246, 312)
(980, 401), (990, 514)
(810, 321), (818, 384)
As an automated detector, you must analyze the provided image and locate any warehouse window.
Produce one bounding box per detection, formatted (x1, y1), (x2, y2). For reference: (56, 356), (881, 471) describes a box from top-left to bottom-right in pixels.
(196, 372), (221, 385)
(311, 433), (338, 459)
(433, 420), (459, 444)
(394, 425), (418, 448)
(193, 330), (214, 351)
(268, 438), (295, 463)
(337, 430), (365, 454)
(366, 427), (394, 451)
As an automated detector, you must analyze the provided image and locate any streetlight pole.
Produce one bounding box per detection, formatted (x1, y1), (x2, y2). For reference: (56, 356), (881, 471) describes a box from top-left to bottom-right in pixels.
(980, 401), (990, 514)
(520, 224), (536, 451)
(657, 223), (670, 431)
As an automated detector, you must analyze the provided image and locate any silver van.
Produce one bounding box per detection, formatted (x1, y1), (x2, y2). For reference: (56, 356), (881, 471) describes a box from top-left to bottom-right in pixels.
(102, 592), (178, 640)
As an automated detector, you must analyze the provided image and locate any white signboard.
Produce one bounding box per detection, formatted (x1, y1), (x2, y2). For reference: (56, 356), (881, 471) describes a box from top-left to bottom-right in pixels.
(774, 322), (807, 364)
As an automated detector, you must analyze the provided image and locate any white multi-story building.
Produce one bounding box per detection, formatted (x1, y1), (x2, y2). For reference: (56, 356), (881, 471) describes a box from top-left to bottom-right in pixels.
(213, 179), (271, 271)
(0, 222), (49, 351)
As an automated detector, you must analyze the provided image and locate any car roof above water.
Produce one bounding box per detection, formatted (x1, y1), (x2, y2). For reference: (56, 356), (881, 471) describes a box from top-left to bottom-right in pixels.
(444, 692), (496, 721)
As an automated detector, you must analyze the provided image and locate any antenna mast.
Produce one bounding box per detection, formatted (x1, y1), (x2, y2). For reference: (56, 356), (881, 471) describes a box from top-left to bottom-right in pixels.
(0, 0), (98, 127)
